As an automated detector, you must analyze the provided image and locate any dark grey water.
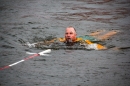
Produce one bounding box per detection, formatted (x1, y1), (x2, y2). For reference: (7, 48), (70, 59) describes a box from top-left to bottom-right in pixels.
(0, 0), (130, 86)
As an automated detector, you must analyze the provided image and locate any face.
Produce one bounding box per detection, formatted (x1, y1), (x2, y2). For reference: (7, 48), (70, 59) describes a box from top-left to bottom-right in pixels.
(65, 27), (77, 43)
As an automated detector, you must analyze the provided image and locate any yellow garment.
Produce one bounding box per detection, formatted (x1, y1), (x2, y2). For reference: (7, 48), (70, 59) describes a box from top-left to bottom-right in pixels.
(85, 40), (106, 50)
(58, 38), (82, 42)
(58, 38), (106, 50)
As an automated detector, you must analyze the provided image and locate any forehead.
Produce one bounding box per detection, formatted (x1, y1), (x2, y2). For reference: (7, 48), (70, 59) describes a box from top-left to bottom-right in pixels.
(66, 27), (75, 32)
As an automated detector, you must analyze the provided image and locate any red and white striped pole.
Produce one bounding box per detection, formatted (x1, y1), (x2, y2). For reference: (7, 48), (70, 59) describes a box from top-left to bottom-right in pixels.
(0, 49), (51, 71)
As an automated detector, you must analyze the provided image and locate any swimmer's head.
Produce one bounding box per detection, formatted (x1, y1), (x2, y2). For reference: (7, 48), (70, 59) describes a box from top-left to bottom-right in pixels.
(65, 26), (77, 43)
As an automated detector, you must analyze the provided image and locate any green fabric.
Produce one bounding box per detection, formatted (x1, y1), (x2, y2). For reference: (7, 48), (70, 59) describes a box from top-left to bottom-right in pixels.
(78, 35), (98, 41)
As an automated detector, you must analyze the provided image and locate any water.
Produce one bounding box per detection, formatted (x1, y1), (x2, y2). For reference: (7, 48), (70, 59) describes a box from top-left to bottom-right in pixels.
(0, 0), (130, 86)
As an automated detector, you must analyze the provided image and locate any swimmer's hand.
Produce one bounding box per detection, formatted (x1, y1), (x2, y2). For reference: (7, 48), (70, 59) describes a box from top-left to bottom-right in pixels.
(23, 42), (36, 48)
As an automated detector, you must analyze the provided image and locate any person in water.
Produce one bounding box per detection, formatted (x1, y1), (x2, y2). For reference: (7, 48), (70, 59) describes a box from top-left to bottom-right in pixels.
(25, 26), (119, 50)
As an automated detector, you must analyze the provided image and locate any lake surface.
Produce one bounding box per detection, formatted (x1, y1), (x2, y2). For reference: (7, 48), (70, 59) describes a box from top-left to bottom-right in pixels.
(0, 0), (130, 86)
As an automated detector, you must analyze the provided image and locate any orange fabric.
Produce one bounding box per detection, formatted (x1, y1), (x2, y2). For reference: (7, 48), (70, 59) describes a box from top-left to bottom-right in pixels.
(97, 44), (107, 50)
(58, 38), (82, 42)
(85, 40), (106, 50)
(58, 38), (66, 42)
(85, 40), (93, 44)
(59, 38), (107, 50)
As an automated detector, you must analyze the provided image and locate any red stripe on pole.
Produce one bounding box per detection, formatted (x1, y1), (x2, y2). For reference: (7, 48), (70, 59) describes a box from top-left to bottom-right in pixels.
(0, 66), (10, 71)
(24, 54), (39, 60)
(0, 54), (40, 71)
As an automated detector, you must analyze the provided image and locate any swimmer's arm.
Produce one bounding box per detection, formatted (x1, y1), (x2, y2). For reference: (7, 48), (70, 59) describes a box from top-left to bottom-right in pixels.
(34, 38), (58, 47)
(24, 38), (58, 48)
